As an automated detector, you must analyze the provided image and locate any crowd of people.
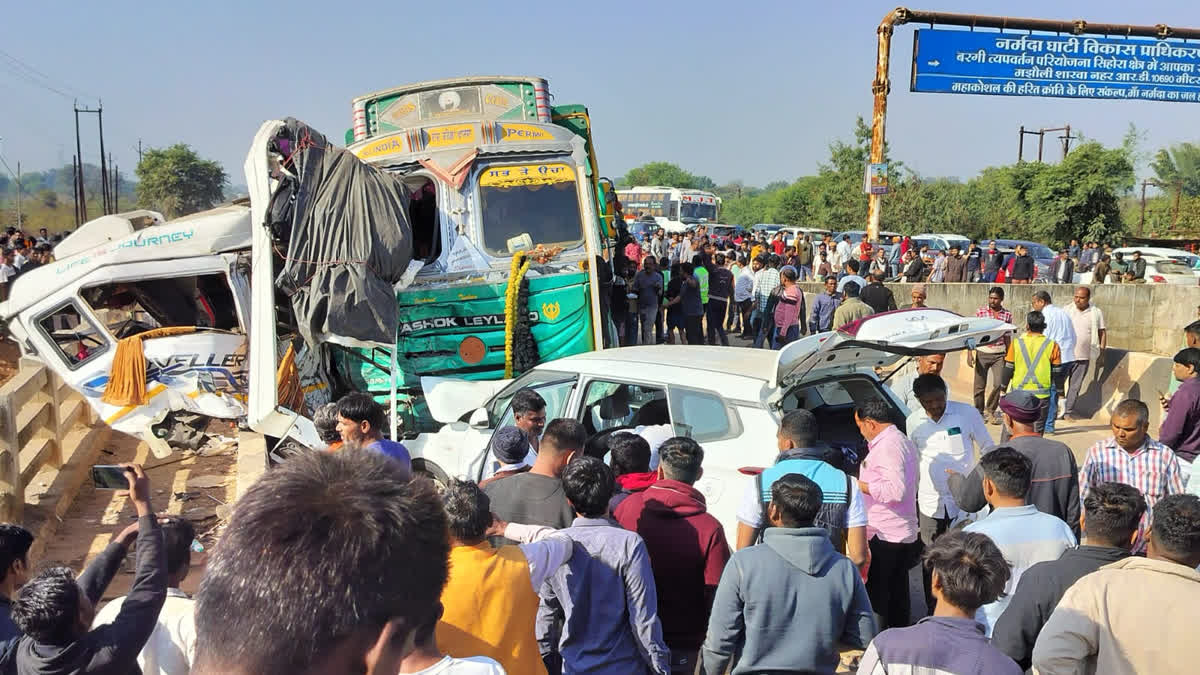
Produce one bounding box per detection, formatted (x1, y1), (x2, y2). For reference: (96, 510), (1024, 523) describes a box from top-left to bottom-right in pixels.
(0, 227), (61, 302)
(609, 225), (1174, 354)
(0, 362), (1195, 674)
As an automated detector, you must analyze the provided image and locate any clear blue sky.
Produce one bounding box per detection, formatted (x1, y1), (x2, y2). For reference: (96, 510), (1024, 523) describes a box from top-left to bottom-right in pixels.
(1, 0), (1196, 188)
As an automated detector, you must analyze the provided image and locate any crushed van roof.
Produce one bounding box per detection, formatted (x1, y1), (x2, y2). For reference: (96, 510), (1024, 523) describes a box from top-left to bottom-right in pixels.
(0, 204), (251, 320)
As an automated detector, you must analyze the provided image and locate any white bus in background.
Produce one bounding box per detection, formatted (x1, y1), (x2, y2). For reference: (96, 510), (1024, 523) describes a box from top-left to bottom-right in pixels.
(617, 186), (721, 233)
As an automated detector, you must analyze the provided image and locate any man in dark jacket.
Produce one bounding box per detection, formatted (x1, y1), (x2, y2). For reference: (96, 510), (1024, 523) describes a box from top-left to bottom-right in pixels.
(948, 391), (1080, 537)
(8, 464), (165, 675)
(859, 272), (897, 314)
(615, 437), (731, 674)
(705, 254), (733, 346)
(1010, 245), (1035, 284)
(991, 481), (1144, 670)
(701, 474), (876, 674)
(0, 526), (34, 642)
(1049, 249), (1075, 285)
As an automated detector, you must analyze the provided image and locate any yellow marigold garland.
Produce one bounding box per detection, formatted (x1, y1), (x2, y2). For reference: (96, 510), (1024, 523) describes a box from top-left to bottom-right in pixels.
(504, 251), (532, 378)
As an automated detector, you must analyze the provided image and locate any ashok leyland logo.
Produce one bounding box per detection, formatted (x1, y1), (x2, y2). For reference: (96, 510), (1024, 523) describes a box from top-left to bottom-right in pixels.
(541, 302), (561, 321)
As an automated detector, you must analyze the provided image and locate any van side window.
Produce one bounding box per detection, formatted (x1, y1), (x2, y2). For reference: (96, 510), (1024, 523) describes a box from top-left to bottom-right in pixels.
(37, 302), (108, 368)
(81, 273), (240, 339)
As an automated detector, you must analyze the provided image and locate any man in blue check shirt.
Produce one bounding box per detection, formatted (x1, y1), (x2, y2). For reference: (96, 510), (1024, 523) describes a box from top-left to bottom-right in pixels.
(809, 276), (841, 334)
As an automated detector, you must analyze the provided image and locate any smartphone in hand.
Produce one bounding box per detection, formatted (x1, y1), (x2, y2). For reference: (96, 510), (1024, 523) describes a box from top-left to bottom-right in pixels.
(91, 464), (131, 490)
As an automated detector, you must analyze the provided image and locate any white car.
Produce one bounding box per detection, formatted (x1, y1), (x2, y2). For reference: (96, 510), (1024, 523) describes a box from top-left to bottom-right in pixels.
(1110, 247), (1200, 277)
(407, 309), (1012, 544)
(1078, 254), (1199, 285)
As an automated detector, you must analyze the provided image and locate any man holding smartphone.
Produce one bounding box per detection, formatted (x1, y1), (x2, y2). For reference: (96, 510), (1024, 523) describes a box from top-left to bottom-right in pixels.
(5, 463), (166, 674)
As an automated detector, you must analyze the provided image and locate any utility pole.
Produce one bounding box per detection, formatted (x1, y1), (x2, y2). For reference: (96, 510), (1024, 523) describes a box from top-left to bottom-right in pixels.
(72, 155), (80, 226)
(111, 155), (119, 212)
(137, 139), (143, 164)
(97, 104), (109, 214)
(1017, 125), (1072, 163)
(15, 162), (21, 228)
(74, 103), (86, 224)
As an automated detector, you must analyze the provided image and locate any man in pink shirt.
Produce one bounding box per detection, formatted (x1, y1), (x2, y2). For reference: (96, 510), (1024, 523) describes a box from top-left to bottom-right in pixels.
(855, 398), (920, 630)
(773, 266), (805, 347)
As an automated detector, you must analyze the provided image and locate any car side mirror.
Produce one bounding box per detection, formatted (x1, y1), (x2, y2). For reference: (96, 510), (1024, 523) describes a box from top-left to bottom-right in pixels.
(469, 407), (489, 429)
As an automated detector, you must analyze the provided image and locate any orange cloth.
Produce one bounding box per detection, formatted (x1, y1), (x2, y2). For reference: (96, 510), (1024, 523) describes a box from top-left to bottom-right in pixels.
(437, 543), (548, 675)
(101, 326), (196, 406)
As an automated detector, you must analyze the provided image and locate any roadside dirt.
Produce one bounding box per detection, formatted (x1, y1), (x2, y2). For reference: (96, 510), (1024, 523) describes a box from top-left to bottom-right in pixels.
(35, 424), (239, 601)
(2, 339), (239, 601)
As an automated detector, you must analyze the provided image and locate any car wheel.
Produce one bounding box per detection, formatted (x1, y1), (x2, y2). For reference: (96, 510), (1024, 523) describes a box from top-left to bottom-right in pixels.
(412, 458), (450, 492)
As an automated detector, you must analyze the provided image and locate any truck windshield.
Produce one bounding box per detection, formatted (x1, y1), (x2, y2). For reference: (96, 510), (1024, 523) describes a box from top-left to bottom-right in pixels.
(480, 180), (584, 256)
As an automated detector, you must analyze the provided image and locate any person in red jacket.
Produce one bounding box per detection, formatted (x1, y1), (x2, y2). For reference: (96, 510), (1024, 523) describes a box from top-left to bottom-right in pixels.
(614, 437), (731, 674)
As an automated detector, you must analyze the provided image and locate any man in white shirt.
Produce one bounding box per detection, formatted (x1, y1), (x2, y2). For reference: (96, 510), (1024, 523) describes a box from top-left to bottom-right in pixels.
(835, 235), (852, 272)
(11, 245), (29, 270)
(1032, 291), (1075, 434)
(890, 354), (946, 416)
(0, 250), (15, 302)
(733, 258), (755, 337)
(1061, 286), (1106, 422)
(93, 516), (196, 675)
(907, 372), (994, 613)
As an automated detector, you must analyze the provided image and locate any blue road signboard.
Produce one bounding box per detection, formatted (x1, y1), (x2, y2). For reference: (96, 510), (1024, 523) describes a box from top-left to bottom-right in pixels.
(911, 28), (1200, 103)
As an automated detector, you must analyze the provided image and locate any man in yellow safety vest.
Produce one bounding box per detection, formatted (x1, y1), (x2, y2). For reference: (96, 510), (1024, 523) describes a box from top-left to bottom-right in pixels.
(1001, 310), (1062, 435)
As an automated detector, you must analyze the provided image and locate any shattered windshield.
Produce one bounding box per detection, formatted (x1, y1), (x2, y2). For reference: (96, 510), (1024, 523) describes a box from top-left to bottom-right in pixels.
(479, 163), (584, 257)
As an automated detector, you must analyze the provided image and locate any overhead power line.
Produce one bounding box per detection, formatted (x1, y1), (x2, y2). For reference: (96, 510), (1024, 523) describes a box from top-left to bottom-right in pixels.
(0, 47), (95, 102)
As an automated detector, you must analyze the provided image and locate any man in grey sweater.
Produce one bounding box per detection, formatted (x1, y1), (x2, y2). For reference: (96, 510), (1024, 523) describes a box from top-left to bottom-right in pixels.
(701, 473), (876, 674)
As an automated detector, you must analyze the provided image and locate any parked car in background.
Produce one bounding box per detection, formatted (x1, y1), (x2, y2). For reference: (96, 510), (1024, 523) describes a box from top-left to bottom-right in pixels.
(779, 226), (832, 247)
(628, 220), (655, 242)
(410, 309), (1013, 546)
(992, 239), (1055, 281)
(711, 224), (748, 244)
(752, 223), (785, 238)
(1111, 247), (1200, 277)
(1079, 256), (1199, 285)
(913, 233), (972, 251)
(833, 229), (902, 246)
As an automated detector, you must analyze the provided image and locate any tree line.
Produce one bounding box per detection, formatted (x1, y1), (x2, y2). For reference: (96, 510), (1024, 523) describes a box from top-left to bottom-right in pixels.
(618, 119), (1200, 246)
(1, 144), (227, 231)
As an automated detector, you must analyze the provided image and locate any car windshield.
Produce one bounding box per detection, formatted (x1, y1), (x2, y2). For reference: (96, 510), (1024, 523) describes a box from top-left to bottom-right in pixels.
(1169, 254), (1200, 269)
(1026, 244), (1055, 259)
(713, 226), (737, 236)
(479, 166), (584, 256)
(1155, 261), (1192, 275)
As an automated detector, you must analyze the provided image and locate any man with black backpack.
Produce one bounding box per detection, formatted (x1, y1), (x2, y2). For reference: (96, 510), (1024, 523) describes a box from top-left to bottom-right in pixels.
(733, 410), (869, 573)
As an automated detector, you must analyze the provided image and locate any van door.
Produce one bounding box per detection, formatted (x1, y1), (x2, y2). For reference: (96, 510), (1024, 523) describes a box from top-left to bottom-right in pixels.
(19, 257), (250, 446)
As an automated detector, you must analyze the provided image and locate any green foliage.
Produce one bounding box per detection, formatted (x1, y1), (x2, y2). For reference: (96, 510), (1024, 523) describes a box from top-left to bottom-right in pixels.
(136, 144), (226, 218)
(1151, 142), (1200, 197)
(624, 118), (1152, 244)
(620, 161), (714, 190)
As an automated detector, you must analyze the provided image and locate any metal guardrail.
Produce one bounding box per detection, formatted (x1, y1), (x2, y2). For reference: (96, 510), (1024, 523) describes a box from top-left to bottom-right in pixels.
(0, 359), (96, 522)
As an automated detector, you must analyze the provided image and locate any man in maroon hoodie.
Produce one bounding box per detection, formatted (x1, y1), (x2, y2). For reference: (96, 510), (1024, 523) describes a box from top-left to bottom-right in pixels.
(614, 437), (732, 673)
(608, 433), (659, 513)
